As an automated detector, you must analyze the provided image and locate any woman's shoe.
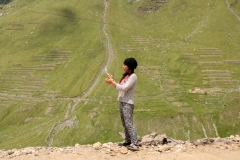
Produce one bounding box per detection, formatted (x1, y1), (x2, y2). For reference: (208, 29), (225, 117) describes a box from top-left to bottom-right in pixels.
(118, 141), (131, 146)
(127, 144), (139, 151)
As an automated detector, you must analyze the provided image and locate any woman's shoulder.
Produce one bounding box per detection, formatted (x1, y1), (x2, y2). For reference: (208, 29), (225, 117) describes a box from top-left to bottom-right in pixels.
(130, 73), (137, 79)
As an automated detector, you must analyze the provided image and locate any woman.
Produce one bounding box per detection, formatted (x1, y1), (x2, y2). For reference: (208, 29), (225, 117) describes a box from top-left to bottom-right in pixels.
(105, 57), (139, 151)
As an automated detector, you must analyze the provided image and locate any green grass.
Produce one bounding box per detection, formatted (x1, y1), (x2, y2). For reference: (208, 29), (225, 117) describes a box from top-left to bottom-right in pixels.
(0, 0), (240, 149)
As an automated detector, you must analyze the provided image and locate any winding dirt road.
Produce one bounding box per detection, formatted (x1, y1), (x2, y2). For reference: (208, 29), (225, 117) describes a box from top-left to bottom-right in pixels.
(45, 0), (114, 146)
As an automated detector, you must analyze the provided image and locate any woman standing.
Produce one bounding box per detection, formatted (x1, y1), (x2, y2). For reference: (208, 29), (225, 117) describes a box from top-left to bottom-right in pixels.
(105, 57), (139, 151)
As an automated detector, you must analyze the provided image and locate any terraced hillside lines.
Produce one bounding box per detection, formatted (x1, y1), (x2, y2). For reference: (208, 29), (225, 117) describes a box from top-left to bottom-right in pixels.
(198, 48), (239, 89)
(198, 48), (223, 67)
(118, 43), (142, 52)
(0, 67), (45, 106)
(32, 49), (70, 67)
(225, 60), (240, 64)
(138, 47), (239, 116)
(183, 48), (240, 109)
(0, 49), (71, 100)
(6, 23), (24, 30)
(198, 48), (222, 60)
(138, 65), (190, 111)
(118, 36), (172, 53)
(0, 49), (74, 149)
(202, 70), (234, 87)
(137, 0), (169, 13)
(181, 53), (198, 65)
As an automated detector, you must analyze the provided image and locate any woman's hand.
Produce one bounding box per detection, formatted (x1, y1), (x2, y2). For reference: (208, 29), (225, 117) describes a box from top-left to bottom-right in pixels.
(105, 75), (114, 84)
(105, 75), (117, 88)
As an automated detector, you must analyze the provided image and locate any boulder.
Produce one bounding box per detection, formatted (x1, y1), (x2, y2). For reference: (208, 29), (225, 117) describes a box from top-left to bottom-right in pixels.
(140, 133), (168, 146)
(93, 142), (102, 150)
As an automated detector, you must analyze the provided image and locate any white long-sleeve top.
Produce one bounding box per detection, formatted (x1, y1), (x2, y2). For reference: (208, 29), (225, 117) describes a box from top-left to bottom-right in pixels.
(116, 73), (137, 104)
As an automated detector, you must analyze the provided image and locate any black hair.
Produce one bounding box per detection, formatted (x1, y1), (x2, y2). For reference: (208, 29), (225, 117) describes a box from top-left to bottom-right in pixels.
(120, 58), (138, 83)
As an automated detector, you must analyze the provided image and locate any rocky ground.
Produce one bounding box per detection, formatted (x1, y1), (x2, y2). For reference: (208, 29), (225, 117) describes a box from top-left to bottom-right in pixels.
(0, 133), (240, 160)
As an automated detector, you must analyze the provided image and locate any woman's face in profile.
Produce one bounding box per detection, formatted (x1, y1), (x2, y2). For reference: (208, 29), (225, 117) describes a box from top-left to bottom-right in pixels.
(122, 64), (129, 72)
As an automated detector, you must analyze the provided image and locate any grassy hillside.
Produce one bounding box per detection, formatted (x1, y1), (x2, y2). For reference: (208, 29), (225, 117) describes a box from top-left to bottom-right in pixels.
(0, 0), (239, 149)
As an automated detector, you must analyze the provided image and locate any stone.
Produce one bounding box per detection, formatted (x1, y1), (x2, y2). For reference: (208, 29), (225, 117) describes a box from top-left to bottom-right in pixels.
(141, 137), (153, 144)
(104, 149), (111, 154)
(234, 136), (240, 142)
(93, 142), (102, 150)
(192, 141), (201, 146)
(214, 137), (223, 142)
(201, 138), (214, 145)
(174, 144), (184, 151)
(120, 148), (128, 154)
(230, 135), (235, 139)
(14, 151), (21, 156)
(102, 143), (111, 149)
(107, 142), (114, 146)
(153, 135), (164, 143)
(150, 132), (158, 138)
(110, 151), (117, 156)
(75, 143), (80, 147)
(109, 146), (115, 151)
(225, 141), (233, 145)
(7, 150), (14, 155)
(232, 144), (239, 149)
(158, 145), (171, 152)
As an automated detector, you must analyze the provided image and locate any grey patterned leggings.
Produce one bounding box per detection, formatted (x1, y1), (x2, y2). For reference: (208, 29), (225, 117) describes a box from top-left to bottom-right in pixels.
(119, 102), (138, 145)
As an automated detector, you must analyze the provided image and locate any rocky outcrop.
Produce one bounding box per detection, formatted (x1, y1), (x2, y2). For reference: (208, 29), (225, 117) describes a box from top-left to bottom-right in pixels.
(0, 133), (239, 159)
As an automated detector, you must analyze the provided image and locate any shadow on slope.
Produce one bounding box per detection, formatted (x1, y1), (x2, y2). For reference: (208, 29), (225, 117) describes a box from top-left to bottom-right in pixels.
(0, 0), (13, 5)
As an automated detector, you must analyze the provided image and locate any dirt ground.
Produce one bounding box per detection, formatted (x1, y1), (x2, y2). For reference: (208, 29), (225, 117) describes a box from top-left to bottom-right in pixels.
(2, 144), (239, 160)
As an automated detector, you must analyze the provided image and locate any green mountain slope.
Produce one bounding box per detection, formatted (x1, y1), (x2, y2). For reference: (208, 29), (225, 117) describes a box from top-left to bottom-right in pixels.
(0, 0), (239, 149)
